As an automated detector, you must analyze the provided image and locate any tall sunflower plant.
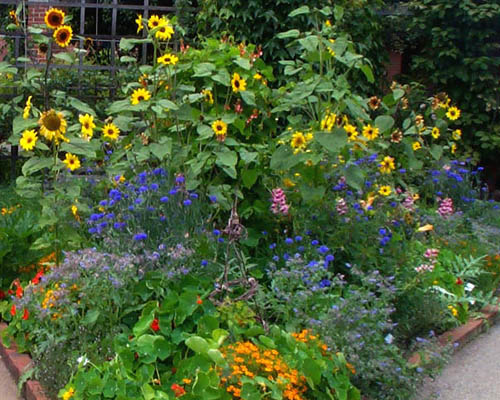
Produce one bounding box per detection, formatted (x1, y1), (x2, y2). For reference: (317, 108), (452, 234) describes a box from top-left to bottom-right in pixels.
(268, 5), (464, 209)
(7, 8), (108, 257)
(105, 15), (277, 215)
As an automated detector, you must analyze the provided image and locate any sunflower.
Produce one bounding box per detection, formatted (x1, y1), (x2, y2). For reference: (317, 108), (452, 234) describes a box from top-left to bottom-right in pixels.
(135, 14), (144, 34)
(102, 122), (120, 141)
(452, 129), (462, 141)
(290, 131), (313, 154)
(19, 129), (38, 151)
(23, 96), (32, 120)
(211, 120), (227, 138)
(378, 185), (392, 196)
(155, 22), (174, 41)
(39, 110), (68, 144)
(130, 88), (151, 105)
(446, 106), (460, 121)
(63, 153), (80, 171)
(79, 114), (96, 140)
(231, 72), (246, 93)
(148, 15), (165, 29)
(9, 10), (20, 27)
(328, 39), (336, 57)
(368, 96), (381, 110)
(202, 89), (214, 104)
(44, 8), (65, 29)
(362, 124), (379, 141)
(412, 141), (421, 151)
(379, 156), (395, 174)
(38, 43), (49, 56)
(157, 53), (178, 66)
(431, 127), (440, 139)
(451, 143), (457, 154)
(54, 25), (73, 48)
(391, 129), (403, 143)
(320, 112), (336, 132)
(344, 124), (358, 141)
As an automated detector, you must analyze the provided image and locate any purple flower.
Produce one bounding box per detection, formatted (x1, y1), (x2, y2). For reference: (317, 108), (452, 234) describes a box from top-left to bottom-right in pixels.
(285, 238), (293, 245)
(201, 260), (208, 266)
(150, 183), (159, 191)
(133, 233), (148, 241)
(183, 199), (192, 206)
(209, 195), (217, 203)
(213, 229), (221, 236)
(160, 196), (169, 203)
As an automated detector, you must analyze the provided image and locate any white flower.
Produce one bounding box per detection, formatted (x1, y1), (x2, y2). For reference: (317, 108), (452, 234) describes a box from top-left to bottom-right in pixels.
(465, 283), (475, 292)
(76, 355), (89, 366)
(384, 334), (394, 344)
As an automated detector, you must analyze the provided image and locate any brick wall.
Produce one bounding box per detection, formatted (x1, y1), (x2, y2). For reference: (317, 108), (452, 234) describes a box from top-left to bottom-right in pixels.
(386, 51), (403, 82)
(27, 1), (50, 63)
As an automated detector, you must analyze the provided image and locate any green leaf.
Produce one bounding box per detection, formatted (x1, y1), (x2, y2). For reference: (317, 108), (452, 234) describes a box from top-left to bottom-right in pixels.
(120, 56), (137, 63)
(276, 29), (300, 39)
(430, 144), (443, 160)
(375, 115), (395, 133)
(360, 64), (374, 83)
(344, 163), (365, 191)
(299, 36), (319, 52)
(22, 157), (53, 176)
(83, 309), (100, 325)
(207, 349), (227, 366)
(185, 336), (209, 355)
(214, 150), (238, 167)
(289, 6), (310, 17)
(393, 89), (405, 100)
(212, 69), (230, 86)
(270, 146), (304, 170)
(299, 184), (326, 203)
(259, 335), (276, 348)
(13, 116), (37, 136)
(240, 90), (256, 106)
(242, 169), (258, 188)
(158, 99), (179, 111)
(303, 358), (321, 385)
(315, 129), (348, 153)
(234, 57), (251, 70)
(69, 97), (95, 116)
(149, 139), (172, 161)
(53, 52), (76, 64)
(193, 62), (216, 77)
(60, 140), (97, 158)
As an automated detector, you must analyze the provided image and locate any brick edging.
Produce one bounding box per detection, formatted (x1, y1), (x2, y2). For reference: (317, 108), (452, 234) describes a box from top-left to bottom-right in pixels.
(0, 322), (49, 400)
(408, 303), (499, 365)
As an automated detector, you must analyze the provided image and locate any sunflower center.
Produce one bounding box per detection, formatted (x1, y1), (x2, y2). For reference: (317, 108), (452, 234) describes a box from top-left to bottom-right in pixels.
(234, 80), (240, 88)
(27, 138), (33, 143)
(84, 123), (89, 129)
(50, 15), (61, 25)
(216, 125), (222, 131)
(59, 31), (68, 41)
(138, 96), (144, 101)
(43, 112), (62, 131)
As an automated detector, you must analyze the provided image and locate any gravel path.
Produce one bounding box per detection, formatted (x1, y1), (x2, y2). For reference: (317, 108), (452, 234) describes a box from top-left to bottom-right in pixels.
(0, 354), (20, 400)
(416, 321), (500, 400)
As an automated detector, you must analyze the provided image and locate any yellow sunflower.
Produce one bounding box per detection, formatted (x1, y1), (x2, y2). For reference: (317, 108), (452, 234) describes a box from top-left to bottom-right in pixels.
(211, 120), (227, 137)
(431, 127), (440, 139)
(9, 10), (20, 27)
(157, 53), (178, 66)
(412, 141), (421, 151)
(135, 14), (143, 34)
(451, 143), (457, 154)
(19, 129), (38, 151)
(379, 156), (395, 174)
(362, 124), (379, 141)
(155, 22), (174, 41)
(63, 153), (80, 171)
(368, 96), (381, 110)
(44, 8), (65, 29)
(39, 110), (68, 144)
(79, 114), (96, 140)
(320, 112), (336, 132)
(290, 131), (313, 154)
(378, 185), (392, 196)
(148, 15), (165, 29)
(54, 25), (73, 48)
(328, 39), (336, 56)
(23, 96), (32, 120)
(130, 88), (151, 105)
(446, 106), (460, 121)
(202, 89), (214, 104)
(102, 122), (120, 141)
(452, 129), (462, 141)
(344, 124), (358, 142)
(231, 72), (246, 93)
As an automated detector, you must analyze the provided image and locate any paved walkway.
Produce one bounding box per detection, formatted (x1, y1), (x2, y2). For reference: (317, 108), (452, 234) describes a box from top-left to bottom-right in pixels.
(0, 354), (20, 400)
(416, 321), (500, 400)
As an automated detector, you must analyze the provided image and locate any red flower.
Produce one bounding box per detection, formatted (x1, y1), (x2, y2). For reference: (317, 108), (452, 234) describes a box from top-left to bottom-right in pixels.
(7, 289), (13, 295)
(22, 309), (29, 320)
(171, 383), (186, 397)
(15, 285), (23, 298)
(32, 271), (44, 285)
(196, 295), (203, 305)
(456, 277), (463, 285)
(10, 304), (16, 316)
(0, 290), (5, 300)
(151, 318), (160, 332)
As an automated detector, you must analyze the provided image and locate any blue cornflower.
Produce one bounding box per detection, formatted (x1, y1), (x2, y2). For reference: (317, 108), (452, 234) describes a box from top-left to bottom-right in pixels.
(399, 168), (406, 174)
(325, 254), (335, 262)
(133, 233), (148, 241)
(89, 213), (104, 221)
(183, 199), (192, 206)
(294, 235), (302, 242)
(135, 198), (143, 204)
(138, 171), (147, 184)
(209, 195), (217, 203)
(283, 253), (290, 261)
(213, 229), (221, 236)
(379, 228), (387, 236)
(269, 243), (277, 250)
(105, 213), (115, 220)
(88, 227), (98, 234)
(169, 188), (177, 195)
(190, 193), (199, 199)
(311, 240), (319, 246)
(272, 255), (279, 262)
(319, 279), (331, 288)
(147, 206), (155, 211)
(150, 183), (159, 191)
(139, 185), (148, 193)
(160, 196), (169, 203)
(285, 238), (293, 245)
(318, 245), (329, 254)
(128, 205), (135, 211)
(218, 237), (225, 243)
(176, 175), (185, 184)
(99, 200), (108, 207)
(153, 167), (166, 176)
(98, 222), (108, 228)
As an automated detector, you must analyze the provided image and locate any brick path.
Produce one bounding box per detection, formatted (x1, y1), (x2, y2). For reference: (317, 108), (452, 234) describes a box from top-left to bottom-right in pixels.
(0, 354), (20, 400)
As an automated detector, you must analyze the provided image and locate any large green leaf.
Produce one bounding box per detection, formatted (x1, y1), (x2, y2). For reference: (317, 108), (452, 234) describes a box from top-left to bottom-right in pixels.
(375, 115), (395, 133)
(22, 157), (53, 176)
(185, 336), (209, 354)
(344, 163), (365, 191)
(315, 128), (348, 153)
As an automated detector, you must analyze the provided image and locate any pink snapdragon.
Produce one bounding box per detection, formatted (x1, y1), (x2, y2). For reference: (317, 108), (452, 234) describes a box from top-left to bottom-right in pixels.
(336, 198), (348, 215)
(437, 197), (454, 217)
(271, 188), (290, 216)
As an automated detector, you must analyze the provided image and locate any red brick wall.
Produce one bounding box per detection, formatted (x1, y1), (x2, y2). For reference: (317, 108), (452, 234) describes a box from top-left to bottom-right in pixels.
(386, 51), (403, 82)
(27, 3), (50, 63)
